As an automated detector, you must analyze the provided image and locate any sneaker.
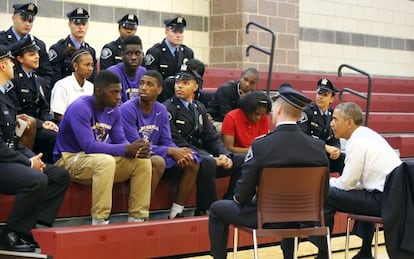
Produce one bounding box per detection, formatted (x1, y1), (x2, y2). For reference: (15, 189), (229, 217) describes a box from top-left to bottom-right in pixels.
(127, 217), (145, 223)
(194, 209), (209, 216)
(92, 218), (110, 225)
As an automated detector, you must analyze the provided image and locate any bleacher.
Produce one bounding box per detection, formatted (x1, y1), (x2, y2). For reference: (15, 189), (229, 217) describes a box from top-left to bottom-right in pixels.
(1, 68), (413, 258)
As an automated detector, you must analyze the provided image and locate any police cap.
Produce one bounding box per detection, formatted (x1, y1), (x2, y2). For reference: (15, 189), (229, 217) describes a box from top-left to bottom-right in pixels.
(0, 45), (14, 60)
(11, 35), (40, 57)
(175, 63), (202, 85)
(13, 3), (38, 22)
(67, 8), (89, 24)
(164, 16), (186, 31)
(317, 78), (338, 95)
(272, 83), (311, 110)
(118, 13), (138, 29)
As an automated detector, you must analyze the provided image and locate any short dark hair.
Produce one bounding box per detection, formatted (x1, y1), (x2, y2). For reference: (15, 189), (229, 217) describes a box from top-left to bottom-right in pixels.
(94, 70), (120, 89)
(241, 67), (259, 80)
(186, 59), (205, 77)
(143, 70), (163, 87)
(121, 35), (142, 51)
(239, 91), (272, 115)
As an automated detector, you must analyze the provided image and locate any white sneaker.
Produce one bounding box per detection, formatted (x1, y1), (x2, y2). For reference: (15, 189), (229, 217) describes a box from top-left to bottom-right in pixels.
(92, 218), (110, 225)
(128, 217), (145, 223)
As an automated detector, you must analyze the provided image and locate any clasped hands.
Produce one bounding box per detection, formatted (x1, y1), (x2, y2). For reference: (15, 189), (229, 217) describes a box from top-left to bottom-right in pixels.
(126, 138), (151, 158)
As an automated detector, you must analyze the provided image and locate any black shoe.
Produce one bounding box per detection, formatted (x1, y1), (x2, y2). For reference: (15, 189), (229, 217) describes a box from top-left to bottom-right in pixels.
(19, 233), (40, 248)
(352, 252), (374, 259)
(0, 232), (35, 252)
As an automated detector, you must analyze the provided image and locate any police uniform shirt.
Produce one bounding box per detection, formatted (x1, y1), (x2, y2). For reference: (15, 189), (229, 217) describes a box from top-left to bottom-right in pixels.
(298, 103), (340, 148)
(48, 35), (97, 86)
(99, 37), (123, 70)
(0, 27), (53, 88)
(8, 65), (53, 122)
(164, 96), (227, 156)
(144, 39), (194, 79)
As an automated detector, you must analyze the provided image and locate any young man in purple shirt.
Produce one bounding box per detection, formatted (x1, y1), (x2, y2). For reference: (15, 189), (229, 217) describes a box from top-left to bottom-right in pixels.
(121, 70), (216, 218)
(107, 35), (146, 103)
(54, 70), (152, 225)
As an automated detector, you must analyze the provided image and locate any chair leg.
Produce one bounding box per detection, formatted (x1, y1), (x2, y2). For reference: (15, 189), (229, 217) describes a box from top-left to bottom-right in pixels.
(253, 229), (258, 259)
(293, 236), (298, 259)
(374, 223), (379, 259)
(326, 228), (332, 259)
(233, 227), (238, 259)
(345, 217), (352, 259)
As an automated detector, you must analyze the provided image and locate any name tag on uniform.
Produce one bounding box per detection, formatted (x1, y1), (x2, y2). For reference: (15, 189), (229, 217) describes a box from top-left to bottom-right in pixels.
(115, 56), (122, 60)
(176, 120), (185, 125)
(160, 64), (168, 68)
(21, 89), (30, 93)
(311, 122), (319, 127)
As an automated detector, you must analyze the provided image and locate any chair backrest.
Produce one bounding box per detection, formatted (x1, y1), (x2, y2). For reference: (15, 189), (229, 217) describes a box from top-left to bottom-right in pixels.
(257, 166), (328, 229)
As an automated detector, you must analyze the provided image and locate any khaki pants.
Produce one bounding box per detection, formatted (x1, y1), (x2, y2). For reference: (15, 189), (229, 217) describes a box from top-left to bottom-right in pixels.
(55, 152), (151, 219)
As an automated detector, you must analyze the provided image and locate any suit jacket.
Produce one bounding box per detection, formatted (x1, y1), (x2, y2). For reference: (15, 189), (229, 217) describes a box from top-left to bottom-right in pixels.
(234, 123), (329, 204)
(381, 161), (414, 259)
(0, 92), (35, 166)
(144, 39), (194, 79)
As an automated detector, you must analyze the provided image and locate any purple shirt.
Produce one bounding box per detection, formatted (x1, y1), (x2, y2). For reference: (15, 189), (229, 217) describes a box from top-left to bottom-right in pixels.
(107, 63), (146, 103)
(121, 98), (201, 168)
(54, 95), (128, 161)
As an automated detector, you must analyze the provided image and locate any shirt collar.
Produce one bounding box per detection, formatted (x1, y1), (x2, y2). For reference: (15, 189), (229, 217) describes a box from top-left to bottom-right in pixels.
(164, 39), (177, 56)
(178, 98), (191, 109)
(69, 35), (84, 49)
(11, 27), (28, 41)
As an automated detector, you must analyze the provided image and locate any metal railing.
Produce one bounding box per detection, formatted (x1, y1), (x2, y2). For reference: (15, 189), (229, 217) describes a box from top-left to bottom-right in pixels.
(245, 22), (276, 95)
(337, 64), (372, 126)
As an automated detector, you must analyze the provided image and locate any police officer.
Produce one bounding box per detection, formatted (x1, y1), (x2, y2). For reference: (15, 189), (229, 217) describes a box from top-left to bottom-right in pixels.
(0, 44), (70, 252)
(99, 13), (138, 70)
(0, 3), (53, 101)
(298, 78), (345, 173)
(164, 64), (244, 202)
(144, 16), (194, 79)
(8, 36), (58, 164)
(48, 7), (97, 87)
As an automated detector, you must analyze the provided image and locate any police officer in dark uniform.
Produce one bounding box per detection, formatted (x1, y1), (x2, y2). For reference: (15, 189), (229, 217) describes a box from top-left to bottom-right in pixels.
(0, 45), (70, 252)
(8, 36), (58, 164)
(48, 7), (97, 87)
(99, 13), (138, 70)
(298, 78), (345, 173)
(164, 64), (244, 204)
(208, 83), (329, 259)
(0, 3), (53, 101)
(144, 16), (194, 79)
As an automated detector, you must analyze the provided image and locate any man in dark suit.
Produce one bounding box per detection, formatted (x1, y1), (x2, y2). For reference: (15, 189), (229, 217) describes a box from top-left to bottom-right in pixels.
(0, 45), (70, 252)
(208, 83), (329, 259)
(144, 16), (194, 79)
(0, 3), (53, 101)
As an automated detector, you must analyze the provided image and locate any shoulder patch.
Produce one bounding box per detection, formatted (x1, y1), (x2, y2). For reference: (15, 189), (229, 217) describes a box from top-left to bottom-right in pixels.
(144, 54), (155, 66)
(167, 111), (172, 121)
(100, 48), (112, 59)
(298, 112), (308, 123)
(48, 49), (57, 61)
(244, 147), (254, 162)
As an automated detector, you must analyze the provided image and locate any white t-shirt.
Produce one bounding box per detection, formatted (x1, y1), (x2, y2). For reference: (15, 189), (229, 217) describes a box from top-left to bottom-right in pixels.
(51, 74), (94, 115)
(330, 126), (401, 192)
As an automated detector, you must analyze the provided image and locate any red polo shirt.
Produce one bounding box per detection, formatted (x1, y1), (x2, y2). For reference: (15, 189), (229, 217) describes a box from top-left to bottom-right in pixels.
(222, 108), (270, 148)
